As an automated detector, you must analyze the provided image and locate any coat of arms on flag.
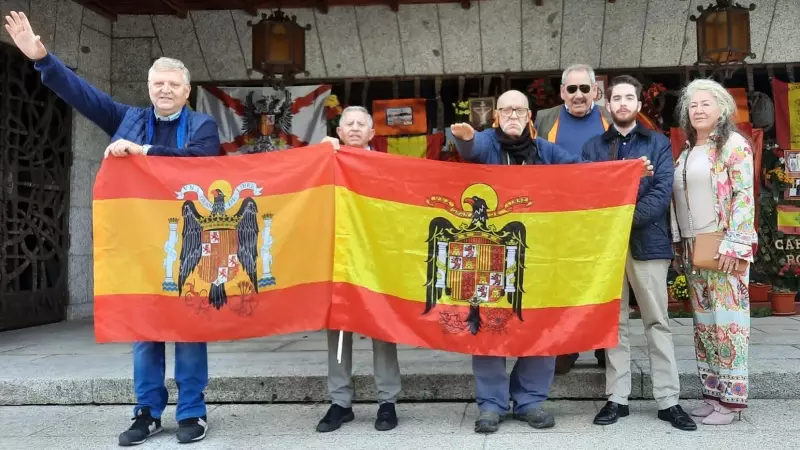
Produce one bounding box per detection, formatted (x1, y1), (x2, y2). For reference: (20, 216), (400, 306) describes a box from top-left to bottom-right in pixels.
(196, 85), (331, 154)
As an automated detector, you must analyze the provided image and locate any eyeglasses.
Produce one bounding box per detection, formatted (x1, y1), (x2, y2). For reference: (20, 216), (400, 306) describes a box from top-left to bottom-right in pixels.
(565, 84), (592, 94)
(498, 107), (530, 118)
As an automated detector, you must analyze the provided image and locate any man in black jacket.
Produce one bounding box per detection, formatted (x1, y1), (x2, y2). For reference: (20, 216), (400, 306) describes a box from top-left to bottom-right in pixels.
(581, 75), (696, 431)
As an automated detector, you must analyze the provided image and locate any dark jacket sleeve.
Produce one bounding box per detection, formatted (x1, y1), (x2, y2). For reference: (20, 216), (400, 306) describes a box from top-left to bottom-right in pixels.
(536, 138), (582, 164)
(632, 136), (674, 228)
(33, 53), (130, 137)
(454, 129), (495, 164)
(146, 120), (222, 157)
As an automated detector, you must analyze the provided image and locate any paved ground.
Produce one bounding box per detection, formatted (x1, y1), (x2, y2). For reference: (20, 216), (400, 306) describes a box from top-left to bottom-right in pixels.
(2, 316), (800, 405)
(1, 400), (798, 449)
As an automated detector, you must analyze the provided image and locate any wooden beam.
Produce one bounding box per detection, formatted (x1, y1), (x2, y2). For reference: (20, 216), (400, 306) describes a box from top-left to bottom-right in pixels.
(316, 0), (329, 14)
(238, 0), (258, 16)
(461, 1), (471, 9)
(83, 2), (117, 21)
(390, 1), (399, 12)
(535, 0), (543, 6)
(161, 0), (188, 18)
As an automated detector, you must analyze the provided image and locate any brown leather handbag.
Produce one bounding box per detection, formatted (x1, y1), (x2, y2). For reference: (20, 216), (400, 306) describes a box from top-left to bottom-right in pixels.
(680, 150), (748, 275)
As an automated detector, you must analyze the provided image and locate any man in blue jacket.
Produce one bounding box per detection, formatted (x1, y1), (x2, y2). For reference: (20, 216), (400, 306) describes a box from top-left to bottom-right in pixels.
(582, 75), (695, 431)
(451, 89), (653, 434)
(5, 11), (221, 446)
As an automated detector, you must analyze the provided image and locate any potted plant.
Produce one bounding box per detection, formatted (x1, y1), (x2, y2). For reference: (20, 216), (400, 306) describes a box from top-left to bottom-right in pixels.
(668, 274), (691, 313)
(770, 262), (799, 315)
(748, 265), (772, 303)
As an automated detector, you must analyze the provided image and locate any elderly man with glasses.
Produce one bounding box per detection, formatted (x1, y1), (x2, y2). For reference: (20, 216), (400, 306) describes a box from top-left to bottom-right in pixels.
(534, 63), (613, 374)
(451, 89), (653, 434)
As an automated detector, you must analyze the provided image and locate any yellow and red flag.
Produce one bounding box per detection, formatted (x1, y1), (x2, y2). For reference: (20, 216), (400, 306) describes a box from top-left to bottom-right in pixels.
(93, 145), (642, 356)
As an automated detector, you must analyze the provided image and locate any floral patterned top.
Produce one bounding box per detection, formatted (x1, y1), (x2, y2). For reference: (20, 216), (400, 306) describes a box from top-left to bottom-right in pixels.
(670, 131), (756, 262)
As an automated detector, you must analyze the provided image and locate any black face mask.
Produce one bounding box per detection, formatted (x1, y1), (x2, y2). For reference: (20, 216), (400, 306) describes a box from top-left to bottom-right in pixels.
(495, 123), (539, 165)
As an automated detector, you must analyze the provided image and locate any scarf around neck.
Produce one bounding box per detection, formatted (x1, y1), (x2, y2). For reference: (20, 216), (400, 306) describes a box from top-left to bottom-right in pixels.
(495, 122), (539, 165)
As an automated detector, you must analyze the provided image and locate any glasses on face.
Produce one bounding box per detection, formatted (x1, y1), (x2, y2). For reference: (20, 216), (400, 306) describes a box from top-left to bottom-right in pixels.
(565, 84), (591, 94)
(498, 107), (529, 118)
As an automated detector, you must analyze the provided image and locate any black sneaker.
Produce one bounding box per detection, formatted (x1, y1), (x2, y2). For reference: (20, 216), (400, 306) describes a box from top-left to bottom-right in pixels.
(374, 403), (398, 431)
(118, 407), (163, 446)
(316, 404), (354, 432)
(176, 416), (208, 444)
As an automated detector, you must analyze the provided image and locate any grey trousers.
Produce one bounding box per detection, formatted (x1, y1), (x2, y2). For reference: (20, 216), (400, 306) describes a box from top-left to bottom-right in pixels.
(605, 255), (680, 410)
(326, 330), (401, 408)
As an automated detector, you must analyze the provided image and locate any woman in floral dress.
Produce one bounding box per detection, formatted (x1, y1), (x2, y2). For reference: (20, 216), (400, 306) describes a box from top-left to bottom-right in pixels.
(670, 79), (756, 425)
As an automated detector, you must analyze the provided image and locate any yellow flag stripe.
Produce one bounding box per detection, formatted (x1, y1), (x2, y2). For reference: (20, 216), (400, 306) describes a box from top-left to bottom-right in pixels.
(333, 186), (632, 309)
(93, 185), (335, 296)
(777, 209), (800, 227)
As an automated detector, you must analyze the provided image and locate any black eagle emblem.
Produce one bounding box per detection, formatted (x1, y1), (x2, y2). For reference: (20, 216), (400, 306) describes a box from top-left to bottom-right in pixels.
(424, 195), (528, 335)
(177, 189), (260, 309)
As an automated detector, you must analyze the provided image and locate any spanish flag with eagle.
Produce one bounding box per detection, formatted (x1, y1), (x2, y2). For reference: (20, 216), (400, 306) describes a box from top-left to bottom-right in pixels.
(93, 145), (642, 357)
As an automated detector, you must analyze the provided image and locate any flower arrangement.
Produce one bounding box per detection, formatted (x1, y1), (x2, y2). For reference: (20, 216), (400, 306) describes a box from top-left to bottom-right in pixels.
(775, 262), (800, 292)
(453, 100), (470, 121)
(526, 78), (558, 108)
(765, 166), (791, 191)
(324, 94), (344, 132)
(640, 82), (667, 126)
(668, 274), (689, 301)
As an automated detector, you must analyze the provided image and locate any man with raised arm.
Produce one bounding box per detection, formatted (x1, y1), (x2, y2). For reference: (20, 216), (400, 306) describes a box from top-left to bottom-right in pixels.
(5, 11), (220, 446)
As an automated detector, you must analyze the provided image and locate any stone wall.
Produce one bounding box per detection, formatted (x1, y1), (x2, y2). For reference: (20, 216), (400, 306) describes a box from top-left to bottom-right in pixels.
(1, 0), (112, 320)
(109, 0), (799, 89)
(2, 0), (799, 321)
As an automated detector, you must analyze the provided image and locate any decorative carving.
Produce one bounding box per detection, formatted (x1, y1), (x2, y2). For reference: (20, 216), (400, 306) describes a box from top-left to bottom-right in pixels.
(0, 44), (71, 331)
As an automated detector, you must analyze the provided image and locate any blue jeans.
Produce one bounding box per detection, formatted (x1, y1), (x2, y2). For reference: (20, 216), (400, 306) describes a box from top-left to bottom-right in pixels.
(133, 342), (208, 421)
(472, 355), (555, 415)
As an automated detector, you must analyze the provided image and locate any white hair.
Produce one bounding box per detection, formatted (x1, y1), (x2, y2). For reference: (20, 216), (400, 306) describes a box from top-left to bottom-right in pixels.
(677, 78), (738, 149)
(148, 57), (191, 85)
(561, 64), (596, 84)
(339, 106), (373, 129)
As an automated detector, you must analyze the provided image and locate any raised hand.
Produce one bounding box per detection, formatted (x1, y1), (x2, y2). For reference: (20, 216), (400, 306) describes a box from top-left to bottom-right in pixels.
(451, 122), (475, 141)
(3, 11), (47, 60)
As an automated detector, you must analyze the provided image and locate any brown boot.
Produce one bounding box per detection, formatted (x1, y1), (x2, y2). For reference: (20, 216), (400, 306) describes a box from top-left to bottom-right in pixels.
(554, 354), (577, 374)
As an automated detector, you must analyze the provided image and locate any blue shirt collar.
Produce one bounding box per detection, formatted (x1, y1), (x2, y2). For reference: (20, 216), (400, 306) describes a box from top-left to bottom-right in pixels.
(154, 109), (182, 122)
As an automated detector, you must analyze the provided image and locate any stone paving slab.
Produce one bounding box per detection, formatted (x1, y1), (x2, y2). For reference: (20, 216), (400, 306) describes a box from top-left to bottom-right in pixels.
(2, 318), (800, 405)
(1, 400), (799, 449)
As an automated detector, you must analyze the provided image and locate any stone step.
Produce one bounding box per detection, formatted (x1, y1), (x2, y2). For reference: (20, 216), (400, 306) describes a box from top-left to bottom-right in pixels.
(2, 319), (800, 405)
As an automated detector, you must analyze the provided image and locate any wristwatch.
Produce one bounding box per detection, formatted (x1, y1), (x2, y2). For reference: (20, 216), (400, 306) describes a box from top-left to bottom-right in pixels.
(142, 144), (151, 155)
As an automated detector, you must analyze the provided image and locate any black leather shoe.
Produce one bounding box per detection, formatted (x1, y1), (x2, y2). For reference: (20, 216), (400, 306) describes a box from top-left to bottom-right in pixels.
(657, 405), (697, 431)
(316, 404), (354, 432)
(374, 403), (398, 431)
(554, 354), (577, 374)
(593, 401), (629, 425)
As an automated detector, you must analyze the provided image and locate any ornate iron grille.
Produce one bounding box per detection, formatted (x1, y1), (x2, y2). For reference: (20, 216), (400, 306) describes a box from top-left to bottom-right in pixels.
(0, 43), (71, 331)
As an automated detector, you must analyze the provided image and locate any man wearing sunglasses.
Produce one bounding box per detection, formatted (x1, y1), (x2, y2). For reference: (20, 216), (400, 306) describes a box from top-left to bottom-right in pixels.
(451, 89), (654, 435)
(534, 63), (612, 374)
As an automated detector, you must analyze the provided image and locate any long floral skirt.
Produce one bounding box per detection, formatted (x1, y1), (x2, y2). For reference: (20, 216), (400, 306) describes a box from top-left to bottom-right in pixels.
(681, 238), (750, 409)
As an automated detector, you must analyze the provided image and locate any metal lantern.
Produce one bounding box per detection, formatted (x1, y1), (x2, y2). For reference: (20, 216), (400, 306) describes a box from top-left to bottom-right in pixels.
(248, 10), (311, 88)
(690, 1), (756, 75)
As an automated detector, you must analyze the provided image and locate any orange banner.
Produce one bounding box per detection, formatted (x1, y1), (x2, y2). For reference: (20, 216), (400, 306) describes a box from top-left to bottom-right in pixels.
(94, 144), (642, 356)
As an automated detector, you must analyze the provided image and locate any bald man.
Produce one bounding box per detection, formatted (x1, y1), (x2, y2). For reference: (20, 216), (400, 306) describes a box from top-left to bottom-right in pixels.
(451, 89), (653, 434)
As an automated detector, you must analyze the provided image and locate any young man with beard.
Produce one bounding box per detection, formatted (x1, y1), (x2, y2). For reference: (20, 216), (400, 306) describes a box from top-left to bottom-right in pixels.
(535, 64), (612, 373)
(581, 75), (696, 431)
(317, 106), (403, 433)
(451, 89), (653, 434)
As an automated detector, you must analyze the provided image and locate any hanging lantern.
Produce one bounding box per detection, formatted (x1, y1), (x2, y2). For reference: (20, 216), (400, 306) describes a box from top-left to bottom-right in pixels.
(248, 10), (311, 88)
(690, 1), (756, 74)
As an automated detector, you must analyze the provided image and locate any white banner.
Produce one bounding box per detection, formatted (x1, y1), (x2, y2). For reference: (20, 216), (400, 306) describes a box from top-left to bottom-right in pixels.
(196, 84), (331, 154)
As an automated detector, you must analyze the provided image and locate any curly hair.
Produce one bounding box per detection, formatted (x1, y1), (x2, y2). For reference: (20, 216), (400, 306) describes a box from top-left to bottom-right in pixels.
(677, 78), (738, 150)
